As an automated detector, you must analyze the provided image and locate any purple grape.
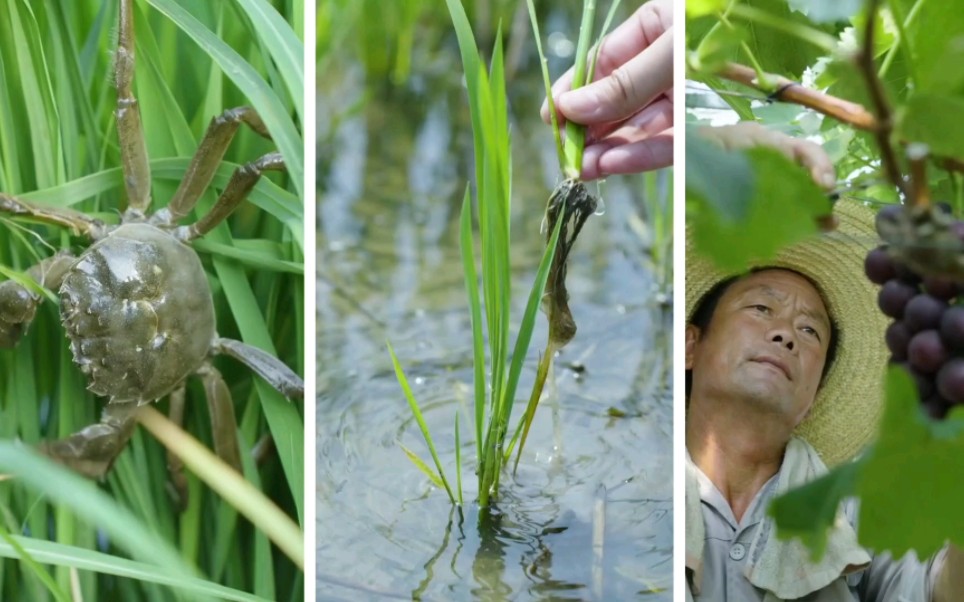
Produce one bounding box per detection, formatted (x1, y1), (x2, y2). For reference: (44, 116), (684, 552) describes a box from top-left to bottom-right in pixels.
(908, 330), (948, 374)
(864, 247), (896, 285)
(940, 306), (964, 351)
(923, 276), (958, 301)
(894, 261), (922, 285)
(937, 358), (964, 403)
(885, 322), (911, 360)
(904, 294), (948, 333)
(878, 280), (918, 319)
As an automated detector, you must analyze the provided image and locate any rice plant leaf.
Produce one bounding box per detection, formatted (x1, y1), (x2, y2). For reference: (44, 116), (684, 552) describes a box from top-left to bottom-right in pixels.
(142, 0), (303, 199)
(454, 412), (463, 506)
(525, 0), (565, 172)
(234, 0), (304, 125)
(499, 212), (564, 425)
(399, 443), (445, 490)
(459, 188), (486, 461)
(0, 443), (207, 586)
(0, 536), (270, 602)
(588, 0), (623, 84)
(563, 0), (598, 177)
(0, 528), (69, 602)
(137, 407), (304, 571)
(192, 239), (302, 274)
(387, 342), (456, 504)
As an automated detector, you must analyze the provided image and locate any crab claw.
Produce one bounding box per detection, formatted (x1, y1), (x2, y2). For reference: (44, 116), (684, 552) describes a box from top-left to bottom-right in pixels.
(39, 404), (140, 479)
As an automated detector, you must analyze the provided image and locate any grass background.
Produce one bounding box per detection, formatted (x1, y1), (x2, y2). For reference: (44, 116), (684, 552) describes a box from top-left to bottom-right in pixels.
(0, 0), (304, 600)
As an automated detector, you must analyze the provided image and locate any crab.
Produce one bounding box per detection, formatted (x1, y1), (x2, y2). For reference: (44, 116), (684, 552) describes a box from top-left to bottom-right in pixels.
(0, 0), (303, 497)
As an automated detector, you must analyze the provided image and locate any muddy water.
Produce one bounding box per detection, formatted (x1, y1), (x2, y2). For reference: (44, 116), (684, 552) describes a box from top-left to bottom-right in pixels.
(317, 27), (672, 601)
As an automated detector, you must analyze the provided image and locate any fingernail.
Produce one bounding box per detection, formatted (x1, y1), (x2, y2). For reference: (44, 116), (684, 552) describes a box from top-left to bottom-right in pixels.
(559, 89), (600, 121)
(821, 173), (836, 189)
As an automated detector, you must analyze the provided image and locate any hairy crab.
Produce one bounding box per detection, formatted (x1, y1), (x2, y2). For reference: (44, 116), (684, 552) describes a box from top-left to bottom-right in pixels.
(0, 0), (303, 499)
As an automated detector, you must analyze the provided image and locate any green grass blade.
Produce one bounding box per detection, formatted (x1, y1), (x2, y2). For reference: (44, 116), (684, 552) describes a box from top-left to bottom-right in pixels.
(399, 443), (445, 490)
(191, 239), (302, 274)
(387, 343), (456, 504)
(0, 536), (270, 602)
(0, 529), (69, 602)
(459, 188), (486, 461)
(525, 0), (565, 173)
(0, 444), (206, 586)
(563, 0), (598, 178)
(137, 407), (304, 571)
(234, 0), (304, 125)
(142, 0), (303, 199)
(587, 0), (623, 84)
(499, 212), (564, 427)
(455, 412), (463, 506)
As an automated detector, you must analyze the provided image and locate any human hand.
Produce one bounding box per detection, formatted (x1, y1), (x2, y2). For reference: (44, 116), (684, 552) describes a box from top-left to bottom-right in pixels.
(540, 0), (673, 180)
(697, 122), (836, 190)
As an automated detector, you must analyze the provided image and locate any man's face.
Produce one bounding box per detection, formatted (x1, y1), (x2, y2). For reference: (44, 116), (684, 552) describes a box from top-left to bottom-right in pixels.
(685, 269), (832, 427)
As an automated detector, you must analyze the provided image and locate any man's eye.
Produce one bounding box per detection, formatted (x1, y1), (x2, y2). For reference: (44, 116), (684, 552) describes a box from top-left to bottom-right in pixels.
(802, 326), (821, 339)
(751, 304), (769, 312)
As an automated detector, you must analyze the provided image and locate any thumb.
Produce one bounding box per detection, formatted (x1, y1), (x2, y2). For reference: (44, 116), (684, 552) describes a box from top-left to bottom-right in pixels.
(556, 29), (672, 125)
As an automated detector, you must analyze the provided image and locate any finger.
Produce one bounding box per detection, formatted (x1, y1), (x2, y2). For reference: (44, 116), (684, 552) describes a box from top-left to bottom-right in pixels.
(585, 93), (672, 143)
(540, 0), (673, 123)
(788, 139), (837, 190)
(589, 0), (673, 81)
(556, 29), (673, 126)
(581, 128), (674, 180)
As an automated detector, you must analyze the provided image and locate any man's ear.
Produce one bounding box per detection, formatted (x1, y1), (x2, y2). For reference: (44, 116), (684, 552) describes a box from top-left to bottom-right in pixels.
(685, 324), (702, 370)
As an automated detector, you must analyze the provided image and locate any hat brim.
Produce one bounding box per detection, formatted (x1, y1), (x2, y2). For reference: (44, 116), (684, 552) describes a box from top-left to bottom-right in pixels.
(685, 200), (889, 466)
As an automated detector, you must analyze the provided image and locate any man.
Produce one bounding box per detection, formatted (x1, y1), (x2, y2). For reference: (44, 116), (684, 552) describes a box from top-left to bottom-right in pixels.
(685, 143), (963, 599)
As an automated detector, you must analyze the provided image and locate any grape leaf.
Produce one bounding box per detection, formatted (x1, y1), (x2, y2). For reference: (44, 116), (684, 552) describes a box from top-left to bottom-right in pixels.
(688, 146), (830, 272)
(898, 0), (964, 93)
(855, 367), (964, 558)
(768, 458), (862, 561)
(897, 93), (964, 160)
(685, 129), (755, 223)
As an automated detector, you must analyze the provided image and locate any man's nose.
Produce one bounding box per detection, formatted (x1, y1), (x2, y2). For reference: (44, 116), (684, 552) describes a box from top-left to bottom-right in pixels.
(769, 324), (796, 351)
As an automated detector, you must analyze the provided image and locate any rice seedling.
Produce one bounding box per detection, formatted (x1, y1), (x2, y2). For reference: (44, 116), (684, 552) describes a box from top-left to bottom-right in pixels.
(0, 1), (304, 600)
(390, 0), (621, 509)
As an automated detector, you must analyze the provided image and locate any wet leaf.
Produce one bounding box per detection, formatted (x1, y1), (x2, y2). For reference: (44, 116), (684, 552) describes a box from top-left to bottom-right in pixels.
(399, 443), (445, 491)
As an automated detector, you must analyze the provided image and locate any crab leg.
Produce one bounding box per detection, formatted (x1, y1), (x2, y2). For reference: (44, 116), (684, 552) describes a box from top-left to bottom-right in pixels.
(0, 194), (106, 239)
(175, 153), (286, 241)
(0, 252), (75, 348)
(198, 363), (244, 474)
(40, 401), (141, 479)
(153, 107), (273, 225)
(165, 384), (190, 511)
(117, 0), (152, 215)
(213, 337), (304, 400)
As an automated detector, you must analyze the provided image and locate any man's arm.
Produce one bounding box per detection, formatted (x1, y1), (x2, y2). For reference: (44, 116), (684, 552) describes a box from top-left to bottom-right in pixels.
(933, 544), (963, 602)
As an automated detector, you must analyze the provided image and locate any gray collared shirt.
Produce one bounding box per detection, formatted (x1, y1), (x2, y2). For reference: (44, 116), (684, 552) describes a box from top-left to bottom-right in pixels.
(688, 460), (946, 601)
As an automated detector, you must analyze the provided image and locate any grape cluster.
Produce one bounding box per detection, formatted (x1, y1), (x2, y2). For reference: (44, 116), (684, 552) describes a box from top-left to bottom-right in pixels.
(866, 205), (964, 419)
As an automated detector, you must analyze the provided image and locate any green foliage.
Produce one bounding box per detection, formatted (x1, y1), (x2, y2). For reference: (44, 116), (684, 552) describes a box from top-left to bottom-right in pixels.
(0, 1), (303, 600)
(687, 145), (829, 271)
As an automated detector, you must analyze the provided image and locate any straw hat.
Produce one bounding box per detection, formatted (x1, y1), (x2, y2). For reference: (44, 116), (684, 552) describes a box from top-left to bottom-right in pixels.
(686, 199), (888, 466)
